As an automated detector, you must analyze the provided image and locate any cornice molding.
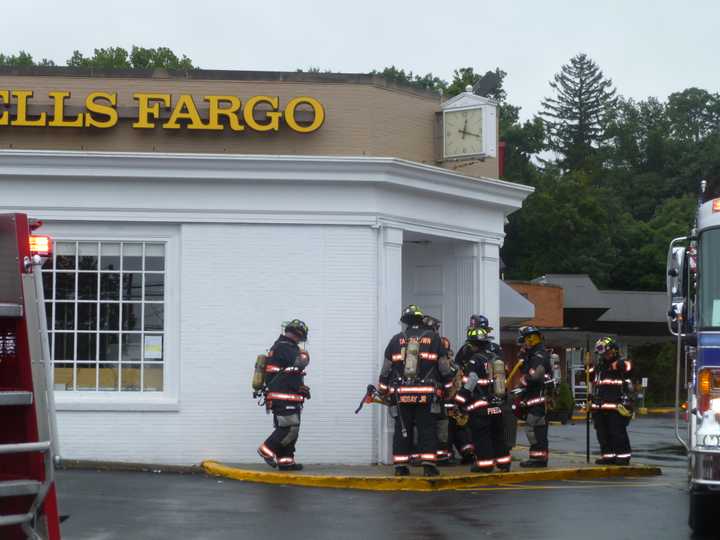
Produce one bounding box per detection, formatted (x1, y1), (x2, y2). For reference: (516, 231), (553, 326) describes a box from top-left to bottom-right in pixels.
(0, 149), (533, 210)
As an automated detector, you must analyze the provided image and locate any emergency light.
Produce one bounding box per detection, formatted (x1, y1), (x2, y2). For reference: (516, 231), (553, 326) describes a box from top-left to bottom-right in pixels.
(697, 368), (720, 416)
(713, 199), (720, 213)
(29, 234), (52, 258)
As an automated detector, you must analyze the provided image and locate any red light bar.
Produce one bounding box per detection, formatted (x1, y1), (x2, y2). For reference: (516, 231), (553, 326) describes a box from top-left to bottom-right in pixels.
(713, 199), (720, 213)
(29, 235), (52, 257)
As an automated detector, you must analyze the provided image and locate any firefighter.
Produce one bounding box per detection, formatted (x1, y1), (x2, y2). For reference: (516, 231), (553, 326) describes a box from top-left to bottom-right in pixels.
(516, 326), (553, 468)
(257, 319), (311, 471)
(454, 327), (511, 473)
(447, 313), (497, 464)
(379, 305), (451, 477)
(422, 315), (455, 465)
(590, 336), (633, 465)
(455, 314), (493, 366)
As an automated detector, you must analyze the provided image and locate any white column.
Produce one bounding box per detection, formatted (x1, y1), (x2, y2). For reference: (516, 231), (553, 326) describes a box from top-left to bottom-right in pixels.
(454, 242), (476, 346)
(374, 226), (403, 464)
(475, 239), (501, 334)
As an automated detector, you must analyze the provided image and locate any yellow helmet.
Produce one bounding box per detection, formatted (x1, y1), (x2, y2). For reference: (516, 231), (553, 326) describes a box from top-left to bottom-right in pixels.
(466, 326), (490, 342)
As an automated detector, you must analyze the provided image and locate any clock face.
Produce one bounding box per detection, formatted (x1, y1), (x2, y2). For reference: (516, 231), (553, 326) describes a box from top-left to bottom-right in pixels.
(444, 108), (484, 158)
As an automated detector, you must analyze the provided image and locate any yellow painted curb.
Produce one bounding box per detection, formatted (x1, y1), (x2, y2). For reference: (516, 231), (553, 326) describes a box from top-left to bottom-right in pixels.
(643, 407), (676, 414)
(201, 460), (661, 492)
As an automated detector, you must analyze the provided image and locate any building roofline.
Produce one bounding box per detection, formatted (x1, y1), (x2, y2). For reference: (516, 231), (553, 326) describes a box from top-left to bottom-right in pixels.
(505, 280), (563, 289)
(0, 149), (534, 211)
(0, 66), (442, 100)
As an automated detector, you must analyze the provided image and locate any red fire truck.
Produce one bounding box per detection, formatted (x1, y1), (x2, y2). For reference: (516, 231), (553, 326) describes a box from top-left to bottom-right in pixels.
(0, 213), (62, 539)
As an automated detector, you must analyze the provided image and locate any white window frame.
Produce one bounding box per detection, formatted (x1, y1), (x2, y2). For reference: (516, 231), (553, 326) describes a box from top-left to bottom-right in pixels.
(41, 222), (180, 412)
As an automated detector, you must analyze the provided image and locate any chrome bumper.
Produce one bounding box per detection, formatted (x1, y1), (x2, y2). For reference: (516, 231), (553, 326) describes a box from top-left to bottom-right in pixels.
(692, 451), (720, 486)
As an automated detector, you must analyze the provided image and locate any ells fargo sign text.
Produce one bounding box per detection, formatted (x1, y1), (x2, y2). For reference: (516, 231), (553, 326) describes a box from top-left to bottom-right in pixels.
(0, 90), (325, 133)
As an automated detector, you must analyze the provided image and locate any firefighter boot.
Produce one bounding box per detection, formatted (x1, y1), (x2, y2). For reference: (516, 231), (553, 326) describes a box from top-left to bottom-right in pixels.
(257, 447), (277, 469)
(423, 464), (440, 477)
(394, 466), (410, 477)
(278, 463), (304, 471)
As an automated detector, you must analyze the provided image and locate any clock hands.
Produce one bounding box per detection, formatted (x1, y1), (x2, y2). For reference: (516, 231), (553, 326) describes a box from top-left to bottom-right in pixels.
(457, 128), (481, 138)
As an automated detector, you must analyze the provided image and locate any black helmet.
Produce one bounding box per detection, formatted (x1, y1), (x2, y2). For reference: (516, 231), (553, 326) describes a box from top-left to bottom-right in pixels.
(421, 314), (441, 332)
(469, 314), (492, 331)
(466, 326), (491, 342)
(285, 319), (309, 341)
(518, 326), (542, 345)
(518, 325), (542, 342)
(400, 304), (424, 325)
(487, 341), (503, 356)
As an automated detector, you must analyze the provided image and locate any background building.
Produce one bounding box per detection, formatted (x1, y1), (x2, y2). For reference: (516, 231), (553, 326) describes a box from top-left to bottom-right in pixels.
(504, 275), (670, 404)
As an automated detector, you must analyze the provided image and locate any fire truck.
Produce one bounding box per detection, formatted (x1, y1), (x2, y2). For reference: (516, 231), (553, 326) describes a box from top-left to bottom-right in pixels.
(0, 213), (62, 539)
(667, 180), (720, 534)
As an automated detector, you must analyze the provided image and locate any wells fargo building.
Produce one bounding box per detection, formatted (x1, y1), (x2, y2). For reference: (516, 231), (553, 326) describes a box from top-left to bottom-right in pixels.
(0, 67), (531, 465)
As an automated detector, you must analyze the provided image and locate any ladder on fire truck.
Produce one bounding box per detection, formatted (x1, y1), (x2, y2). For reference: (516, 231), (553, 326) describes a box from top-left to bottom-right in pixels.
(0, 213), (62, 540)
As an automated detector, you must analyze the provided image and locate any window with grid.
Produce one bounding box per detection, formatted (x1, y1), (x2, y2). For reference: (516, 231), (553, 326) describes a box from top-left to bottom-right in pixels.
(42, 241), (166, 392)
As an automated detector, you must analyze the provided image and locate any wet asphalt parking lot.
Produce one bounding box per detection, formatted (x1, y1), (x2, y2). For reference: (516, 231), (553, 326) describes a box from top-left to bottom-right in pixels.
(56, 416), (710, 540)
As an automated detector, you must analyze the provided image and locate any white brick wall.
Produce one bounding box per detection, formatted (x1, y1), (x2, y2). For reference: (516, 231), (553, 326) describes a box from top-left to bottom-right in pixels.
(57, 223), (378, 465)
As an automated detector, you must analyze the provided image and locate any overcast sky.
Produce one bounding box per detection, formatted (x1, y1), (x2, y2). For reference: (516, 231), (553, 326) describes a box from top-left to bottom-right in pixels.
(6, 0), (719, 121)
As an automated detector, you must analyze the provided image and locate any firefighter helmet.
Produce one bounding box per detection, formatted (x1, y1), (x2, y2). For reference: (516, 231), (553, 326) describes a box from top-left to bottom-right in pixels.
(285, 319), (309, 341)
(594, 336), (619, 356)
(466, 326), (491, 342)
(468, 314), (492, 331)
(400, 304), (424, 324)
(421, 314), (442, 332)
(518, 326), (542, 346)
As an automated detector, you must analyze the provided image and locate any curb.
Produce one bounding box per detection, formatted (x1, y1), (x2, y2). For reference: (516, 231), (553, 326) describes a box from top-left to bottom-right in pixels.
(642, 407), (676, 414)
(201, 460), (662, 492)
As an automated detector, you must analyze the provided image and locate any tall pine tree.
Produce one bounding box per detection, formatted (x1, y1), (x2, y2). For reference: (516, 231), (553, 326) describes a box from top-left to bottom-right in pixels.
(541, 53), (617, 171)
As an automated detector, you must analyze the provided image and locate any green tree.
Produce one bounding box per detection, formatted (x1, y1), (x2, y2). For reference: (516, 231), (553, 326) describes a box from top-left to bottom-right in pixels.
(630, 342), (675, 405)
(503, 170), (616, 286)
(129, 46), (195, 70)
(371, 66), (447, 92)
(501, 115), (544, 184)
(66, 46), (196, 70)
(541, 53), (617, 171)
(0, 51), (55, 67)
(446, 67), (507, 101)
(67, 47), (131, 69)
(666, 88), (718, 144)
(603, 97), (676, 220)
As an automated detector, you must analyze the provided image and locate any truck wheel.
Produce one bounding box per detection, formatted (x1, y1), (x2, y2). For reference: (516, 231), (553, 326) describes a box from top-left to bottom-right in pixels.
(689, 490), (716, 534)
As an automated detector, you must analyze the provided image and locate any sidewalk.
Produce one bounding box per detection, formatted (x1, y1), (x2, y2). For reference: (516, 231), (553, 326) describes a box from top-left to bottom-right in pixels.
(571, 407), (675, 421)
(202, 446), (661, 492)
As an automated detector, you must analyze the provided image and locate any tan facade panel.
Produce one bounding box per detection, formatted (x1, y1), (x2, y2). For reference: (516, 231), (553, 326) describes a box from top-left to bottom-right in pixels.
(0, 70), (499, 178)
